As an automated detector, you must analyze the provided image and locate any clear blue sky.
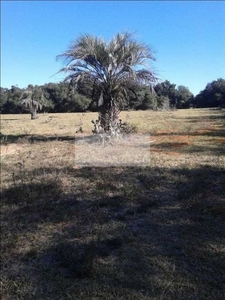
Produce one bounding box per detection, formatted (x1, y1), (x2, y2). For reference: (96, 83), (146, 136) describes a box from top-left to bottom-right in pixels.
(1, 1), (225, 95)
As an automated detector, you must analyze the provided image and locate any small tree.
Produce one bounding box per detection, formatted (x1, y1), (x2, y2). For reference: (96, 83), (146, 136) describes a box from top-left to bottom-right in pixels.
(19, 86), (51, 119)
(57, 32), (157, 134)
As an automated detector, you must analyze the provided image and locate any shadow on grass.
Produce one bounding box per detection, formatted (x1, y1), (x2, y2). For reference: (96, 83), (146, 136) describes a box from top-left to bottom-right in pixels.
(181, 111), (225, 123)
(182, 144), (225, 155)
(1, 165), (225, 299)
(151, 128), (225, 138)
(0, 133), (123, 145)
(152, 141), (225, 156)
(1, 118), (24, 121)
(0, 134), (93, 144)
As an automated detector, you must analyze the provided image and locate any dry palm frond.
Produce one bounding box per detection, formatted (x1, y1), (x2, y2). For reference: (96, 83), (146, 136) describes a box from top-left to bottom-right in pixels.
(20, 98), (42, 111)
(57, 32), (158, 130)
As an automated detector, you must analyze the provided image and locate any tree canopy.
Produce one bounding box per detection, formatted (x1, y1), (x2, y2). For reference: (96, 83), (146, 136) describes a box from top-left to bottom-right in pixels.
(193, 78), (225, 108)
(56, 32), (158, 131)
(1, 79), (224, 114)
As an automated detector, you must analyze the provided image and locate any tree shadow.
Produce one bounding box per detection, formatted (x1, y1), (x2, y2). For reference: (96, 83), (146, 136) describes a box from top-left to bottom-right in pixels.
(151, 129), (225, 138)
(1, 165), (225, 299)
(152, 141), (225, 156)
(202, 129), (225, 137)
(0, 134), (89, 144)
(1, 118), (23, 121)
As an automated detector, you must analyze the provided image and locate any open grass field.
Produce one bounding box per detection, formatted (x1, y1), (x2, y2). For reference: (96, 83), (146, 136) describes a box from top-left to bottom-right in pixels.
(1, 108), (225, 299)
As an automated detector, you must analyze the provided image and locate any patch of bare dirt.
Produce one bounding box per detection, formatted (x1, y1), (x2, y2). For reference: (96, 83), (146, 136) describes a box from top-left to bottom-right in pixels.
(150, 134), (191, 154)
(215, 138), (225, 144)
(150, 148), (182, 156)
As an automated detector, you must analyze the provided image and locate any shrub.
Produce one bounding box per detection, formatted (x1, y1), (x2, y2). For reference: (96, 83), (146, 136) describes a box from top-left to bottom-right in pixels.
(120, 122), (138, 134)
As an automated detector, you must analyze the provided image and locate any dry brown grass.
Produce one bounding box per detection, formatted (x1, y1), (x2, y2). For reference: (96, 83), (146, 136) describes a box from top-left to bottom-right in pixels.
(1, 108), (225, 299)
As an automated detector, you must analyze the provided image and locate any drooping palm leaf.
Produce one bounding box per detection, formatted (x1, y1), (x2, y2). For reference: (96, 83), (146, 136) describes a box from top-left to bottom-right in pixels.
(19, 88), (49, 119)
(57, 32), (158, 131)
(20, 98), (42, 112)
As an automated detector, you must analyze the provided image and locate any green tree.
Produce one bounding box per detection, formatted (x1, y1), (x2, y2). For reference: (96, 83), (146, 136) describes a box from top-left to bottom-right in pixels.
(176, 85), (193, 108)
(0, 87), (10, 113)
(135, 86), (157, 110)
(1, 86), (25, 114)
(156, 95), (170, 110)
(194, 78), (225, 108)
(154, 80), (177, 108)
(57, 32), (157, 132)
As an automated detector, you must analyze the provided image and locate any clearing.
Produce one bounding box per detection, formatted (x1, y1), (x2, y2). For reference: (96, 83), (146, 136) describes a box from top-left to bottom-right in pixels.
(1, 108), (225, 299)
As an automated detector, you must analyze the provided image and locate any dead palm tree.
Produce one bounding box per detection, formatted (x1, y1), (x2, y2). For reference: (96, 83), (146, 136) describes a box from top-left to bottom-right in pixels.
(57, 32), (157, 133)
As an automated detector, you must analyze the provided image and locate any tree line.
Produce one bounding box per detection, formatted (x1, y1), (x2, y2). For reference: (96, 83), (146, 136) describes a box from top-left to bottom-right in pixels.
(1, 78), (224, 115)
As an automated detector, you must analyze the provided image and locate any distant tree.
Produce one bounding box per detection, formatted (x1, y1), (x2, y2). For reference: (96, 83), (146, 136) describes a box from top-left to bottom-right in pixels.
(176, 85), (193, 108)
(154, 81), (194, 109)
(19, 90), (42, 119)
(194, 78), (225, 108)
(19, 86), (53, 119)
(135, 86), (157, 110)
(154, 80), (177, 108)
(57, 32), (157, 133)
(0, 87), (10, 112)
(1, 86), (24, 114)
(156, 95), (170, 110)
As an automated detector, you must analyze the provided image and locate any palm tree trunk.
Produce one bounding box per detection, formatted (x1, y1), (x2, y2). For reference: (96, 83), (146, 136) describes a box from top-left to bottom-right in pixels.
(31, 110), (37, 120)
(99, 98), (120, 133)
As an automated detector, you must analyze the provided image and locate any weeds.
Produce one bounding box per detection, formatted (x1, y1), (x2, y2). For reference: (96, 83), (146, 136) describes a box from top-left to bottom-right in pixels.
(120, 121), (138, 134)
